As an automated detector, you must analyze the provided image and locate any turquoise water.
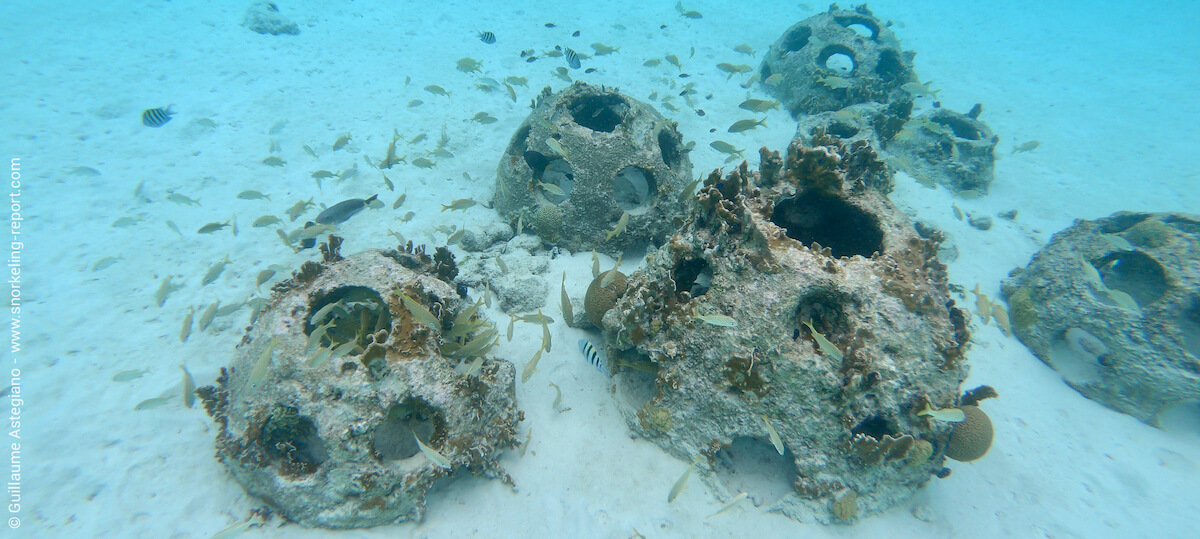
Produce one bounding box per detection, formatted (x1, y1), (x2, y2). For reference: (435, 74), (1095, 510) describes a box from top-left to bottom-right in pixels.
(4, 0), (1198, 536)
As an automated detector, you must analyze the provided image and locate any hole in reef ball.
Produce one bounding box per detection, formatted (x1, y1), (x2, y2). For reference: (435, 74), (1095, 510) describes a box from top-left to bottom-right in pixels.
(824, 52), (855, 74)
(541, 159), (575, 204)
(770, 192), (883, 258)
(613, 166), (654, 211)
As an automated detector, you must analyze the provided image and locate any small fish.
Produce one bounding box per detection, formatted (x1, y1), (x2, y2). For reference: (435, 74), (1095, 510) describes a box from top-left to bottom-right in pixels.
(545, 138), (569, 159)
(179, 307), (194, 342)
(716, 63), (753, 78)
(668, 455), (702, 503)
(329, 340), (360, 361)
(411, 431), (452, 469)
(738, 98), (779, 112)
(180, 365), (196, 408)
(992, 303), (1011, 335)
(564, 48), (581, 69)
(464, 356), (485, 377)
(733, 43), (756, 57)
(707, 492), (749, 519)
(592, 42), (620, 55)
(198, 301), (220, 331)
(446, 228), (465, 245)
(517, 311), (555, 325)
(252, 215), (282, 228)
(235, 189), (270, 201)
(541, 318), (552, 352)
(709, 140), (744, 156)
(916, 402), (966, 422)
(441, 198), (477, 212)
(400, 211), (415, 222)
(471, 112), (498, 124)
(970, 284), (993, 324)
(549, 381), (563, 410)
(142, 106), (174, 127)
(408, 99), (424, 108)
(287, 198), (315, 222)
(728, 118), (767, 133)
(521, 347), (544, 382)
(591, 250), (601, 278)
(537, 181), (566, 196)
(456, 57), (483, 73)
(802, 319), (843, 360)
(505, 76), (528, 87)
(900, 81), (940, 99)
(516, 213), (523, 235)
(315, 194), (378, 225)
(202, 255), (231, 286)
(392, 193), (407, 209)
(197, 221), (231, 234)
(762, 415), (784, 455)
(601, 253), (623, 288)
(507, 314), (514, 342)
(111, 216), (141, 228)
(605, 211), (629, 241)
(70, 166), (101, 177)
(92, 256), (123, 271)
(644, 59), (662, 67)
(1103, 288), (1140, 310)
(424, 85), (451, 97)
(665, 54), (682, 69)
(560, 273), (573, 327)
(134, 396), (171, 410)
(412, 157), (436, 169)
(818, 75), (851, 89)
(302, 144), (319, 158)
(333, 133), (352, 151)
(154, 276), (183, 307)
(764, 73), (784, 86)
(578, 339), (607, 373)
(552, 66), (572, 82)
(1011, 140), (1040, 154)
(166, 193), (201, 206)
(696, 314), (738, 327)
(255, 269), (275, 290)
(262, 156), (286, 167)
(247, 297), (269, 325)
(112, 369), (150, 382)
(248, 338), (279, 388)
(496, 256), (509, 273)
(478, 31), (496, 44)
(400, 294), (441, 329)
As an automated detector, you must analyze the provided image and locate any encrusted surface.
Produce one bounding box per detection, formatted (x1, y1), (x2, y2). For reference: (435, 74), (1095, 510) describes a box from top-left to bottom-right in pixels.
(200, 247), (520, 528)
(1002, 212), (1200, 425)
(493, 81), (692, 254)
(760, 5), (916, 117)
(602, 137), (970, 523)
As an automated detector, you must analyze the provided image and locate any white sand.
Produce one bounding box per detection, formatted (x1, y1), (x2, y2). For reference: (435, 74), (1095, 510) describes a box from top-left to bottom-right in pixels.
(5, 0), (1198, 537)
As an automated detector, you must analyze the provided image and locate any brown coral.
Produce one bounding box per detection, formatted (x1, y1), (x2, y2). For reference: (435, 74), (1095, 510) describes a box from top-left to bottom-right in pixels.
(945, 405), (993, 462)
(584, 271), (627, 328)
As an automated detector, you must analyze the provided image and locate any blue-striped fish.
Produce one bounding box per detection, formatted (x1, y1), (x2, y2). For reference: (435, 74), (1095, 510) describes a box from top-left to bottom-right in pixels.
(564, 48), (581, 69)
(478, 31), (496, 44)
(142, 106), (174, 127)
(578, 339), (607, 372)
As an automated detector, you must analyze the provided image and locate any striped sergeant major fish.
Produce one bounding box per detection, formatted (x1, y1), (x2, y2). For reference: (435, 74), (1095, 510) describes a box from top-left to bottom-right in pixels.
(578, 339), (607, 373)
(564, 48), (581, 69)
(142, 106), (174, 127)
(478, 31), (496, 44)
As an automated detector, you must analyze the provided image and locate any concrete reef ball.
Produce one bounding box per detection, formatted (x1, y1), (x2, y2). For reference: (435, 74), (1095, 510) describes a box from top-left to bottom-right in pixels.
(945, 405), (993, 462)
(1002, 211), (1200, 427)
(602, 135), (973, 523)
(494, 81), (693, 254)
(199, 245), (520, 528)
(761, 4), (916, 117)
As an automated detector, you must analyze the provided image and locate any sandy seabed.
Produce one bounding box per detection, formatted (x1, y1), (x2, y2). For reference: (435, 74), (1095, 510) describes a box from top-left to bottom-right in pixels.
(3, 0), (1197, 537)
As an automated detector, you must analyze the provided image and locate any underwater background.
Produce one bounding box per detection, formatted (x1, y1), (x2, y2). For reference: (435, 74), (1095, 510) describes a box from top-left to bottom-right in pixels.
(3, 0), (1198, 536)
